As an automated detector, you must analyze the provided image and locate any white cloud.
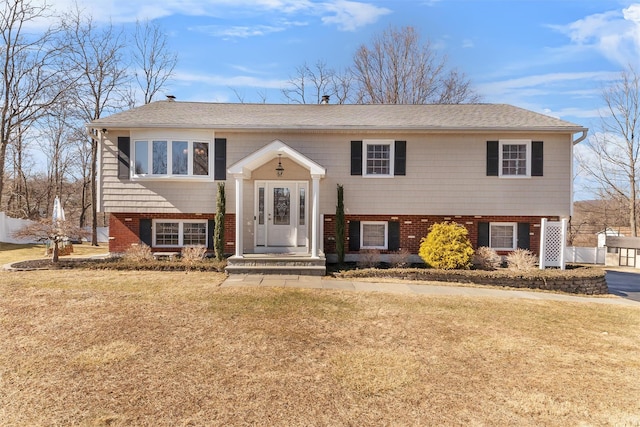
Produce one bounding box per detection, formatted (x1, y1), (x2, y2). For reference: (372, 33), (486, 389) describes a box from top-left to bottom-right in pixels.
(461, 38), (474, 49)
(477, 71), (617, 95)
(43, 0), (389, 32)
(191, 24), (287, 38)
(320, 0), (391, 32)
(173, 70), (287, 89)
(549, 4), (640, 68)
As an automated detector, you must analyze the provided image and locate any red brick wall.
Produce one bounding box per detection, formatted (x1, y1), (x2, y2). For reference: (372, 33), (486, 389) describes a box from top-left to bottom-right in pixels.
(109, 213), (236, 254)
(109, 212), (556, 256)
(323, 214), (559, 256)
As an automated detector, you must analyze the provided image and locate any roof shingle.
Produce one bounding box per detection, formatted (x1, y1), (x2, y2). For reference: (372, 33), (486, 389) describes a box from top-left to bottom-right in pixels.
(90, 101), (586, 132)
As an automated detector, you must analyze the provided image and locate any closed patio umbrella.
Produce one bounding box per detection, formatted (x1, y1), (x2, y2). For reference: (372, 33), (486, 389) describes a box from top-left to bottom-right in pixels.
(52, 195), (65, 225)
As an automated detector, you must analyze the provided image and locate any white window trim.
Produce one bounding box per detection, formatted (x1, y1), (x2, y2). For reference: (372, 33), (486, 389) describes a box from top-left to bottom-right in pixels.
(131, 139), (213, 181)
(499, 139), (531, 178)
(489, 222), (517, 251)
(363, 139), (395, 178)
(152, 219), (208, 248)
(361, 221), (388, 250)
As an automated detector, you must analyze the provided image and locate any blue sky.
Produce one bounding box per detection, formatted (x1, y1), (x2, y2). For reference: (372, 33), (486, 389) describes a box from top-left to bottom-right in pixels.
(45, 0), (638, 132)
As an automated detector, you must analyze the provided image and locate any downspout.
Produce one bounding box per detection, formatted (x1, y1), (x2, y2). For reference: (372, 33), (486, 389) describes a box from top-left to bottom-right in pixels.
(85, 126), (104, 220)
(570, 129), (588, 218)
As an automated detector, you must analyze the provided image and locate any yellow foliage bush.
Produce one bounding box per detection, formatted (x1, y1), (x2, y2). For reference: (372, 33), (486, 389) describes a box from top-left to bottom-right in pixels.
(419, 222), (474, 270)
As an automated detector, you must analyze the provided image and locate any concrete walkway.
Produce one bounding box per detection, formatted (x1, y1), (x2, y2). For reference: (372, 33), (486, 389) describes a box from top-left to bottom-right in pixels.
(222, 274), (640, 307)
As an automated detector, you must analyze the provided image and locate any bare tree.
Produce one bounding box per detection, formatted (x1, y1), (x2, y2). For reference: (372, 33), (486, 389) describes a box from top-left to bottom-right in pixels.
(61, 8), (129, 245)
(282, 60), (353, 104)
(283, 60), (335, 104)
(132, 19), (177, 105)
(13, 218), (88, 262)
(0, 0), (69, 209)
(577, 66), (640, 236)
(351, 25), (480, 104)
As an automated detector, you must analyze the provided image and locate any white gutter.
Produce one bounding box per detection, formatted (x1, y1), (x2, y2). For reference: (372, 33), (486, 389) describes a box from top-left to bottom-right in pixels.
(572, 129), (588, 145)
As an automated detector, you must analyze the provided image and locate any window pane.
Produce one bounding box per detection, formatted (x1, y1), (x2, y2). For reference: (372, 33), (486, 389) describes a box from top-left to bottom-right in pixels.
(258, 187), (265, 225)
(299, 188), (305, 226)
(183, 222), (207, 246)
(490, 224), (514, 249)
(153, 141), (167, 174)
(502, 144), (527, 176)
(193, 142), (209, 176)
(273, 187), (290, 225)
(156, 222), (179, 246)
(135, 141), (148, 174)
(172, 141), (188, 175)
(366, 144), (390, 175)
(362, 223), (386, 247)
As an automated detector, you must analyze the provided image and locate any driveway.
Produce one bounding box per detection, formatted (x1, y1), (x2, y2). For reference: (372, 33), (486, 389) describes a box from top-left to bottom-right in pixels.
(606, 269), (640, 302)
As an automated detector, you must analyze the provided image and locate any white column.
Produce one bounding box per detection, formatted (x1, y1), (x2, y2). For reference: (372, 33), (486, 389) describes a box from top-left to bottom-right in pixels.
(560, 218), (567, 270)
(311, 175), (320, 258)
(234, 175), (244, 257)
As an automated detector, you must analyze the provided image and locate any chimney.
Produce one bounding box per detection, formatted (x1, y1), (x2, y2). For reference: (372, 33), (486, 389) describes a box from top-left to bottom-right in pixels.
(166, 95), (176, 101)
(320, 95), (330, 104)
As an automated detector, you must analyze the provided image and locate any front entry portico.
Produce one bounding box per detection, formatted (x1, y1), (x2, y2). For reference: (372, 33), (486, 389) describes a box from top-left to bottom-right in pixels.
(255, 180), (309, 252)
(227, 140), (326, 258)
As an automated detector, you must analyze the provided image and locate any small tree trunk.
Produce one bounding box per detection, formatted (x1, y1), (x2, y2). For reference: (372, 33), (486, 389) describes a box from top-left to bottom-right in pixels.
(52, 241), (60, 263)
(336, 184), (345, 264)
(214, 182), (226, 261)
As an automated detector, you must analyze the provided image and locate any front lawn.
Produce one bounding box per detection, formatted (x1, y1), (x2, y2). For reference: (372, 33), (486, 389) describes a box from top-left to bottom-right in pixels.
(0, 242), (108, 265)
(1, 269), (639, 426)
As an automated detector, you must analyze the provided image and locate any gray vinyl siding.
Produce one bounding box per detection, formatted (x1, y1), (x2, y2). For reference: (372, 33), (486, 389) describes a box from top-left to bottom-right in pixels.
(100, 129), (574, 218)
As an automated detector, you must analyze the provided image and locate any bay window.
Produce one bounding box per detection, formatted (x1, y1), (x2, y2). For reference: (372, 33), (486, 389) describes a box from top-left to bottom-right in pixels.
(133, 139), (211, 178)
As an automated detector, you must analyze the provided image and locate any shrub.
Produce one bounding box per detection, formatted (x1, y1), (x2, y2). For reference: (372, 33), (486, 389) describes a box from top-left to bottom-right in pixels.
(506, 248), (538, 271)
(388, 248), (412, 268)
(419, 222), (474, 270)
(472, 246), (502, 270)
(123, 243), (153, 262)
(358, 249), (380, 269)
(181, 246), (207, 262)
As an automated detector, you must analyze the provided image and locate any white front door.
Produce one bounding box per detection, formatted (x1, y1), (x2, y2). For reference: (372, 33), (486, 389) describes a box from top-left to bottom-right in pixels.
(255, 181), (308, 251)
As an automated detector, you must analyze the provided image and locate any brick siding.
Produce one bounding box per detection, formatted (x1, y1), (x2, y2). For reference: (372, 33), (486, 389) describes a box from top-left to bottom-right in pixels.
(323, 214), (559, 256)
(109, 213), (236, 254)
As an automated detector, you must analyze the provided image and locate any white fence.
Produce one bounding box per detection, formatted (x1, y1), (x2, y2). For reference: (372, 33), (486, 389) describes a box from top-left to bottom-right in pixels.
(0, 212), (38, 244)
(0, 212), (109, 244)
(565, 246), (606, 265)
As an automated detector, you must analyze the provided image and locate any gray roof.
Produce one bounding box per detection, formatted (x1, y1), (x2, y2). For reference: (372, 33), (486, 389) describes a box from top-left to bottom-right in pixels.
(90, 100), (586, 132)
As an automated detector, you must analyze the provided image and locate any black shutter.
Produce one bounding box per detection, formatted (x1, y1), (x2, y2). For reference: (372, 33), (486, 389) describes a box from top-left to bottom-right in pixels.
(517, 223), (530, 250)
(532, 141), (543, 176)
(388, 221), (400, 251)
(486, 141), (499, 176)
(351, 141), (362, 176)
(394, 141), (406, 176)
(478, 222), (489, 247)
(349, 220), (361, 251)
(207, 219), (215, 250)
(214, 138), (227, 180)
(139, 219), (152, 246)
(117, 136), (130, 180)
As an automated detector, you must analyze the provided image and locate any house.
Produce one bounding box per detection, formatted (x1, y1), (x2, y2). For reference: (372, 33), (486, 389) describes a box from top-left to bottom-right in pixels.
(597, 227), (633, 248)
(88, 100), (587, 274)
(603, 229), (640, 268)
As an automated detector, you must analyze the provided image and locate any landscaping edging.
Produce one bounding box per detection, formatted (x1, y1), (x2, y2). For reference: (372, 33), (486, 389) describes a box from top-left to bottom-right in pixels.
(336, 267), (608, 295)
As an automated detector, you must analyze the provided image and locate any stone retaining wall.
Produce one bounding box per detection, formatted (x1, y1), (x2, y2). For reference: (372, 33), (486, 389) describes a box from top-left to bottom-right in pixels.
(339, 268), (608, 295)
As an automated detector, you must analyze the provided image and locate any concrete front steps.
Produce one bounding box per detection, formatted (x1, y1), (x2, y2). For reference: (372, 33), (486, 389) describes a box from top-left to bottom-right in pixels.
(225, 253), (326, 276)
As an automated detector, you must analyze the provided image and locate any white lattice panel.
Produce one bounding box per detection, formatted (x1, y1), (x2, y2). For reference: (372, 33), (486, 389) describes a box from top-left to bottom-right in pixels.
(540, 219), (567, 269)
